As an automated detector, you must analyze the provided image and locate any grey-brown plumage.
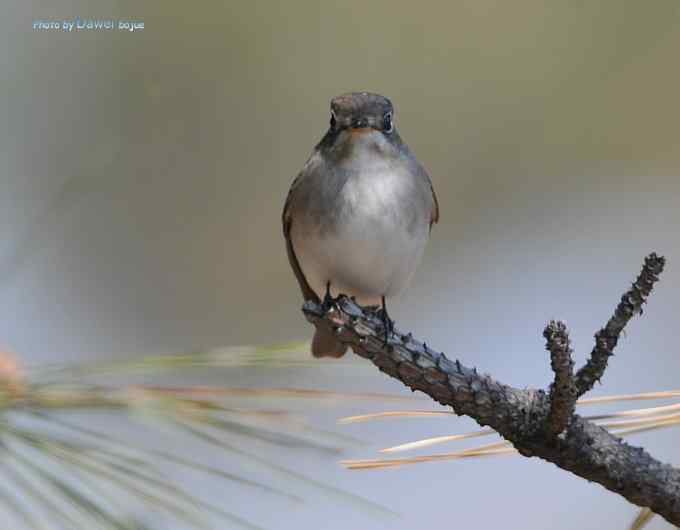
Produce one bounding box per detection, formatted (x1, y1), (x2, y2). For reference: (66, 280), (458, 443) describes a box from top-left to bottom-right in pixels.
(283, 92), (438, 357)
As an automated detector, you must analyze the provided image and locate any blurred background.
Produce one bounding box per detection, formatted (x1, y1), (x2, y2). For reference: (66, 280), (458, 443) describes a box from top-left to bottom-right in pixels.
(2, 1), (680, 529)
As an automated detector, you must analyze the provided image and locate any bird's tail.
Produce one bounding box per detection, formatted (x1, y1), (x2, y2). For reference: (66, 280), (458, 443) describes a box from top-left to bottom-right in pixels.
(311, 328), (348, 358)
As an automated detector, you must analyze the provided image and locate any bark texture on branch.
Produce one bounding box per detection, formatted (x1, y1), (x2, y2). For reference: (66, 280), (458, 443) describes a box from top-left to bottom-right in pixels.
(543, 320), (577, 437)
(302, 253), (680, 526)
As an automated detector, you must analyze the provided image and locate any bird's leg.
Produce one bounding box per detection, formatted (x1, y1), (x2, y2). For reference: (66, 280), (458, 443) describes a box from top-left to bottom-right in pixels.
(378, 295), (394, 345)
(322, 281), (334, 311)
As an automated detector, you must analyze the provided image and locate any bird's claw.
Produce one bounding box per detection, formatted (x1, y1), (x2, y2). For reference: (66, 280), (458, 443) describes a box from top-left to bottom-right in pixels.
(322, 281), (335, 312)
(376, 297), (394, 346)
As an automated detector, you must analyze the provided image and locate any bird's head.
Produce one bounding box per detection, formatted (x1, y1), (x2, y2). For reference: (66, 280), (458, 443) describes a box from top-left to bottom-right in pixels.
(318, 92), (400, 158)
(329, 92), (394, 135)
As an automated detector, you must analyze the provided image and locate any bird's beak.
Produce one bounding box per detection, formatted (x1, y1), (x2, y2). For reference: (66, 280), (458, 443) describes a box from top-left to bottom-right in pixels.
(349, 127), (373, 135)
(349, 117), (373, 135)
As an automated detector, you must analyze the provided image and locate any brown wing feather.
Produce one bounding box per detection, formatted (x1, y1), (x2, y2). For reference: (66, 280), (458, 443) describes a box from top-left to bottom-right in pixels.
(283, 215), (319, 302)
(418, 165), (439, 229)
(282, 177), (319, 303)
(429, 181), (440, 226)
(283, 181), (347, 357)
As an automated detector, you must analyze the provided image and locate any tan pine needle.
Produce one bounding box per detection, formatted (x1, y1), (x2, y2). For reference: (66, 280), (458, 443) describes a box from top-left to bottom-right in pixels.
(339, 410), (453, 424)
(629, 507), (655, 530)
(577, 390), (680, 404)
(586, 402), (680, 421)
(139, 385), (417, 401)
(599, 412), (680, 430)
(342, 441), (515, 470)
(609, 418), (680, 437)
(380, 429), (495, 453)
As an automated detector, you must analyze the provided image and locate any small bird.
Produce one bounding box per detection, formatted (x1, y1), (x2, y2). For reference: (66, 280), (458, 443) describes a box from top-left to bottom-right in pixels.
(282, 92), (438, 357)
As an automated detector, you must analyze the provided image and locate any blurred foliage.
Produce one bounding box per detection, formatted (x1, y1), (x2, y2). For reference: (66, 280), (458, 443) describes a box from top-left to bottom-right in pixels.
(0, 345), (398, 530)
(1, 344), (678, 528)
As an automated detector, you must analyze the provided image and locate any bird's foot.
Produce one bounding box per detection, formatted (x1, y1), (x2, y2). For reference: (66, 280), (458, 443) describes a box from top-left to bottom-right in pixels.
(321, 281), (335, 312)
(377, 296), (394, 346)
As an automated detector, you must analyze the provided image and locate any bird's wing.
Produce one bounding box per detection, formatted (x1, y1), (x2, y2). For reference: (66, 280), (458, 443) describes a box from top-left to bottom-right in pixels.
(283, 166), (347, 358)
(429, 178), (440, 227)
(417, 164), (439, 228)
(282, 172), (319, 303)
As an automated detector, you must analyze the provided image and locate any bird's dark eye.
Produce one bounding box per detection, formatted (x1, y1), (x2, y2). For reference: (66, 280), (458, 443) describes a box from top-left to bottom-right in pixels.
(330, 112), (337, 128)
(383, 113), (393, 133)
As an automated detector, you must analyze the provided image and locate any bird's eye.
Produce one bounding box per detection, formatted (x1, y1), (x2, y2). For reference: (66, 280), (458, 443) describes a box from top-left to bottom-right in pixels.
(330, 112), (337, 128)
(383, 113), (393, 133)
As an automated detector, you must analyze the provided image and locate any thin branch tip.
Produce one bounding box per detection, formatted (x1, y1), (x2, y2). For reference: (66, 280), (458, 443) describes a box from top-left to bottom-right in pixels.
(574, 254), (666, 397)
(543, 320), (577, 436)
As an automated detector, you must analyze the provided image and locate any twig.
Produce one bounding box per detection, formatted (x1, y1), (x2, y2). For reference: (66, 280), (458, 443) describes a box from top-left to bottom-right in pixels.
(575, 253), (665, 396)
(543, 321), (577, 437)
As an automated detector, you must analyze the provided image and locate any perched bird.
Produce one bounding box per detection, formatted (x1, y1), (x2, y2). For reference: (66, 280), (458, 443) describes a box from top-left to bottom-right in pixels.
(282, 92), (438, 357)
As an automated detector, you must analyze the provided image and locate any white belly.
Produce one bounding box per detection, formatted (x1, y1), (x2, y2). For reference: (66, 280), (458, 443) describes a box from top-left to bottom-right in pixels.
(292, 169), (430, 305)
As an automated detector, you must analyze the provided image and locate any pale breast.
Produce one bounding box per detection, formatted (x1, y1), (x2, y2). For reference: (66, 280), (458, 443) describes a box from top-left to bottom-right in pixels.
(291, 160), (431, 305)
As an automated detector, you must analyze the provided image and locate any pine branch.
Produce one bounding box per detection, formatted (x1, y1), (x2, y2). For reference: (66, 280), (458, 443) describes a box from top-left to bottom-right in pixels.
(302, 253), (680, 527)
